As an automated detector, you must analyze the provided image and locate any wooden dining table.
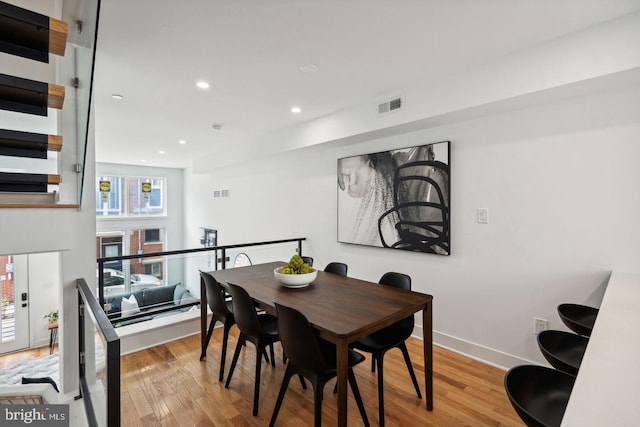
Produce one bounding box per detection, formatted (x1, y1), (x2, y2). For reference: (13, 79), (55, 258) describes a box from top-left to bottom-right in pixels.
(201, 261), (433, 427)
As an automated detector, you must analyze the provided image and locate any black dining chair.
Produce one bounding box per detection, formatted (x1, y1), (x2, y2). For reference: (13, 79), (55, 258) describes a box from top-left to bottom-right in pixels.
(225, 283), (280, 416)
(199, 271), (235, 381)
(537, 330), (588, 376)
(324, 262), (347, 276)
(270, 302), (370, 427)
(557, 303), (598, 337)
(301, 256), (314, 267)
(504, 364), (575, 427)
(350, 272), (421, 427)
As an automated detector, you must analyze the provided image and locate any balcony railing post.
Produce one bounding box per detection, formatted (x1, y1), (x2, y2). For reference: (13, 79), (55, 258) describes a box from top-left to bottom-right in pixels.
(221, 248), (227, 270)
(98, 258), (105, 307)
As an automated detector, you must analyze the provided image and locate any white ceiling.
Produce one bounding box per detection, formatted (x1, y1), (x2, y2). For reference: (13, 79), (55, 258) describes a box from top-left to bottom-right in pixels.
(93, 0), (640, 169)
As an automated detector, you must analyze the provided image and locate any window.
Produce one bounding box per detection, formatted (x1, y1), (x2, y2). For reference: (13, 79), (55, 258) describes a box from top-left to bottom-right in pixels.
(96, 228), (166, 291)
(128, 178), (164, 216)
(95, 177), (124, 216)
(144, 229), (160, 243)
(95, 176), (166, 217)
(144, 262), (161, 276)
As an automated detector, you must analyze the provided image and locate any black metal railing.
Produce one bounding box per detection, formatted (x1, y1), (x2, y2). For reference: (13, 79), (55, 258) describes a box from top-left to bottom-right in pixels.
(77, 278), (120, 427)
(96, 237), (307, 325)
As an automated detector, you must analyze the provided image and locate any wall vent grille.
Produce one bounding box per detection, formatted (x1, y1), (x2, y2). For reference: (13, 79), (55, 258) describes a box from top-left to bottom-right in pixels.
(213, 189), (229, 199)
(378, 97), (403, 115)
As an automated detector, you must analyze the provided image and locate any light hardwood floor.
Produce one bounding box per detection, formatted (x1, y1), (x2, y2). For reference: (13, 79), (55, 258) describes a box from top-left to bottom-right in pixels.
(120, 330), (524, 426)
(1, 331), (524, 426)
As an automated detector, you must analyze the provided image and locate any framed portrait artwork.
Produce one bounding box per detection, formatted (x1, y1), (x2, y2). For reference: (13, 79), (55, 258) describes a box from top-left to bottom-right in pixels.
(337, 141), (450, 255)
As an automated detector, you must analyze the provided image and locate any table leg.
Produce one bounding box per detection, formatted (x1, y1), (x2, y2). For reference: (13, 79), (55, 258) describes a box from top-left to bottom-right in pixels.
(200, 277), (208, 359)
(49, 328), (56, 355)
(336, 338), (348, 427)
(423, 301), (433, 410)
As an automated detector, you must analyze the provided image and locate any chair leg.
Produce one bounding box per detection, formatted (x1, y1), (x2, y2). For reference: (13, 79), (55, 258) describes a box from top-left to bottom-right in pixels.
(377, 353), (385, 427)
(253, 343), (264, 416)
(371, 354), (376, 372)
(269, 342), (276, 368)
(298, 374), (307, 390)
(348, 368), (370, 427)
(269, 365), (295, 427)
(219, 321), (232, 382)
(200, 318), (217, 360)
(398, 342), (422, 399)
(313, 379), (324, 427)
(225, 335), (245, 389)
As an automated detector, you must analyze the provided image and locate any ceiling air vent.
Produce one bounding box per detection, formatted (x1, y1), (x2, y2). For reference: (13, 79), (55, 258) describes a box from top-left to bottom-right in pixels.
(378, 97), (403, 115)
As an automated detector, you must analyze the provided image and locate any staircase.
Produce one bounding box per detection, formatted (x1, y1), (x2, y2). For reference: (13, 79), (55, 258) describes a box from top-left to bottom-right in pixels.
(0, 0), (76, 208)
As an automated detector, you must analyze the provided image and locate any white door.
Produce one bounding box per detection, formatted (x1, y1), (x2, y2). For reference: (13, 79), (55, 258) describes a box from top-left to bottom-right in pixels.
(0, 255), (30, 354)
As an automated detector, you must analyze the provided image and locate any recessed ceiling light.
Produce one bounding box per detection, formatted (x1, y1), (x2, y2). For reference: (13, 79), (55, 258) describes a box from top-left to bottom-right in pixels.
(178, 140), (187, 145)
(141, 159), (147, 163)
(111, 94), (124, 100)
(299, 64), (318, 73)
(291, 106), (302, 114)
(196, 81), (210, 89)
(159, 150), (165, 154)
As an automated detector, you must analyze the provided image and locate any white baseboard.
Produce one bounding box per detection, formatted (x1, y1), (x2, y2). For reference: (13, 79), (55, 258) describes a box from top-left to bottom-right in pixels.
(412, 325), (535, 370)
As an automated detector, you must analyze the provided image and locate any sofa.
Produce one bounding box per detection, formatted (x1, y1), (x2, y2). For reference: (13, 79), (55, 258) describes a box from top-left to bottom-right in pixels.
(105, 283), (198, 326)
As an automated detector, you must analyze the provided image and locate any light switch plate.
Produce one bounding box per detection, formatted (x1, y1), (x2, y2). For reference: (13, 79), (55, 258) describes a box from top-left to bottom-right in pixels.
(477, 208), (489, 224)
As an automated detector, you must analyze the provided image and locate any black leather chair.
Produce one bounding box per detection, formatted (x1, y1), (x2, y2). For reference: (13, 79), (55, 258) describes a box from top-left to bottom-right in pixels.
(504, 364), (575, 427)
(350, 272), (421, 426)
(537, 330), (588, 376)
(324, 262), (347, 276)
(301, 256), (314, 267)
(557, 303), (598, 337)
(269, 302), (369, 427)
(199, 271), (235, 381)
(225, 283), (280, 416)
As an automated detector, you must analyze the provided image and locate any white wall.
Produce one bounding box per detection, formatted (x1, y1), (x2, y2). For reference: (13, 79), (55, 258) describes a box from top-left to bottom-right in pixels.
(184, 81), (640, 367)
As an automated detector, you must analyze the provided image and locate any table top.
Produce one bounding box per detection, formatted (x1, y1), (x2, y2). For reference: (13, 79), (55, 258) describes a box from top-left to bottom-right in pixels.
(210, 261), (432, 343)
(561, 271), (640, 426)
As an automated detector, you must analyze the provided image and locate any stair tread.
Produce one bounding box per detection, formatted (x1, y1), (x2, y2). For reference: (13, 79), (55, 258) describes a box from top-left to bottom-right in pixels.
(0, 73), (65, 115)
(0, 2), (68, 62)
(0, 191), (77, 208)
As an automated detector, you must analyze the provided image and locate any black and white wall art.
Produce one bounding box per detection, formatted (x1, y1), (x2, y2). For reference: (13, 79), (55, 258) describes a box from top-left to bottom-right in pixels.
(337, 141), (450, 255)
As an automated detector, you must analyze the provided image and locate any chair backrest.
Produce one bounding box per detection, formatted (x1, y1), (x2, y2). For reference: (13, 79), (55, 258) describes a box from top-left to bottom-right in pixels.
(557, 303), (598, 337)
(200, 271), (230, 315)
(379, 272), (414, 330)
(227, 283), (264, 337)
(537, 330), (588, 376)
(301, 256), (314, 267)
(504, 365), (575, 427)
(379, 272), (411, 290)
(275, 302), (329, 374)
(324, 262), (347, 276)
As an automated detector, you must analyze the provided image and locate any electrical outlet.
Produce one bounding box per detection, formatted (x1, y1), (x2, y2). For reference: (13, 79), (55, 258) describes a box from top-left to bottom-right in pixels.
(477, 208), (489, 224)
(534, 318), (548, 335)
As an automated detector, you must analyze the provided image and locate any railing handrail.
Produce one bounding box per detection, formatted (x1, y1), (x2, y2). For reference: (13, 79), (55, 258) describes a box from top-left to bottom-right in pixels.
(96, 237), (306, 263)
(96, 237), (307, 321)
